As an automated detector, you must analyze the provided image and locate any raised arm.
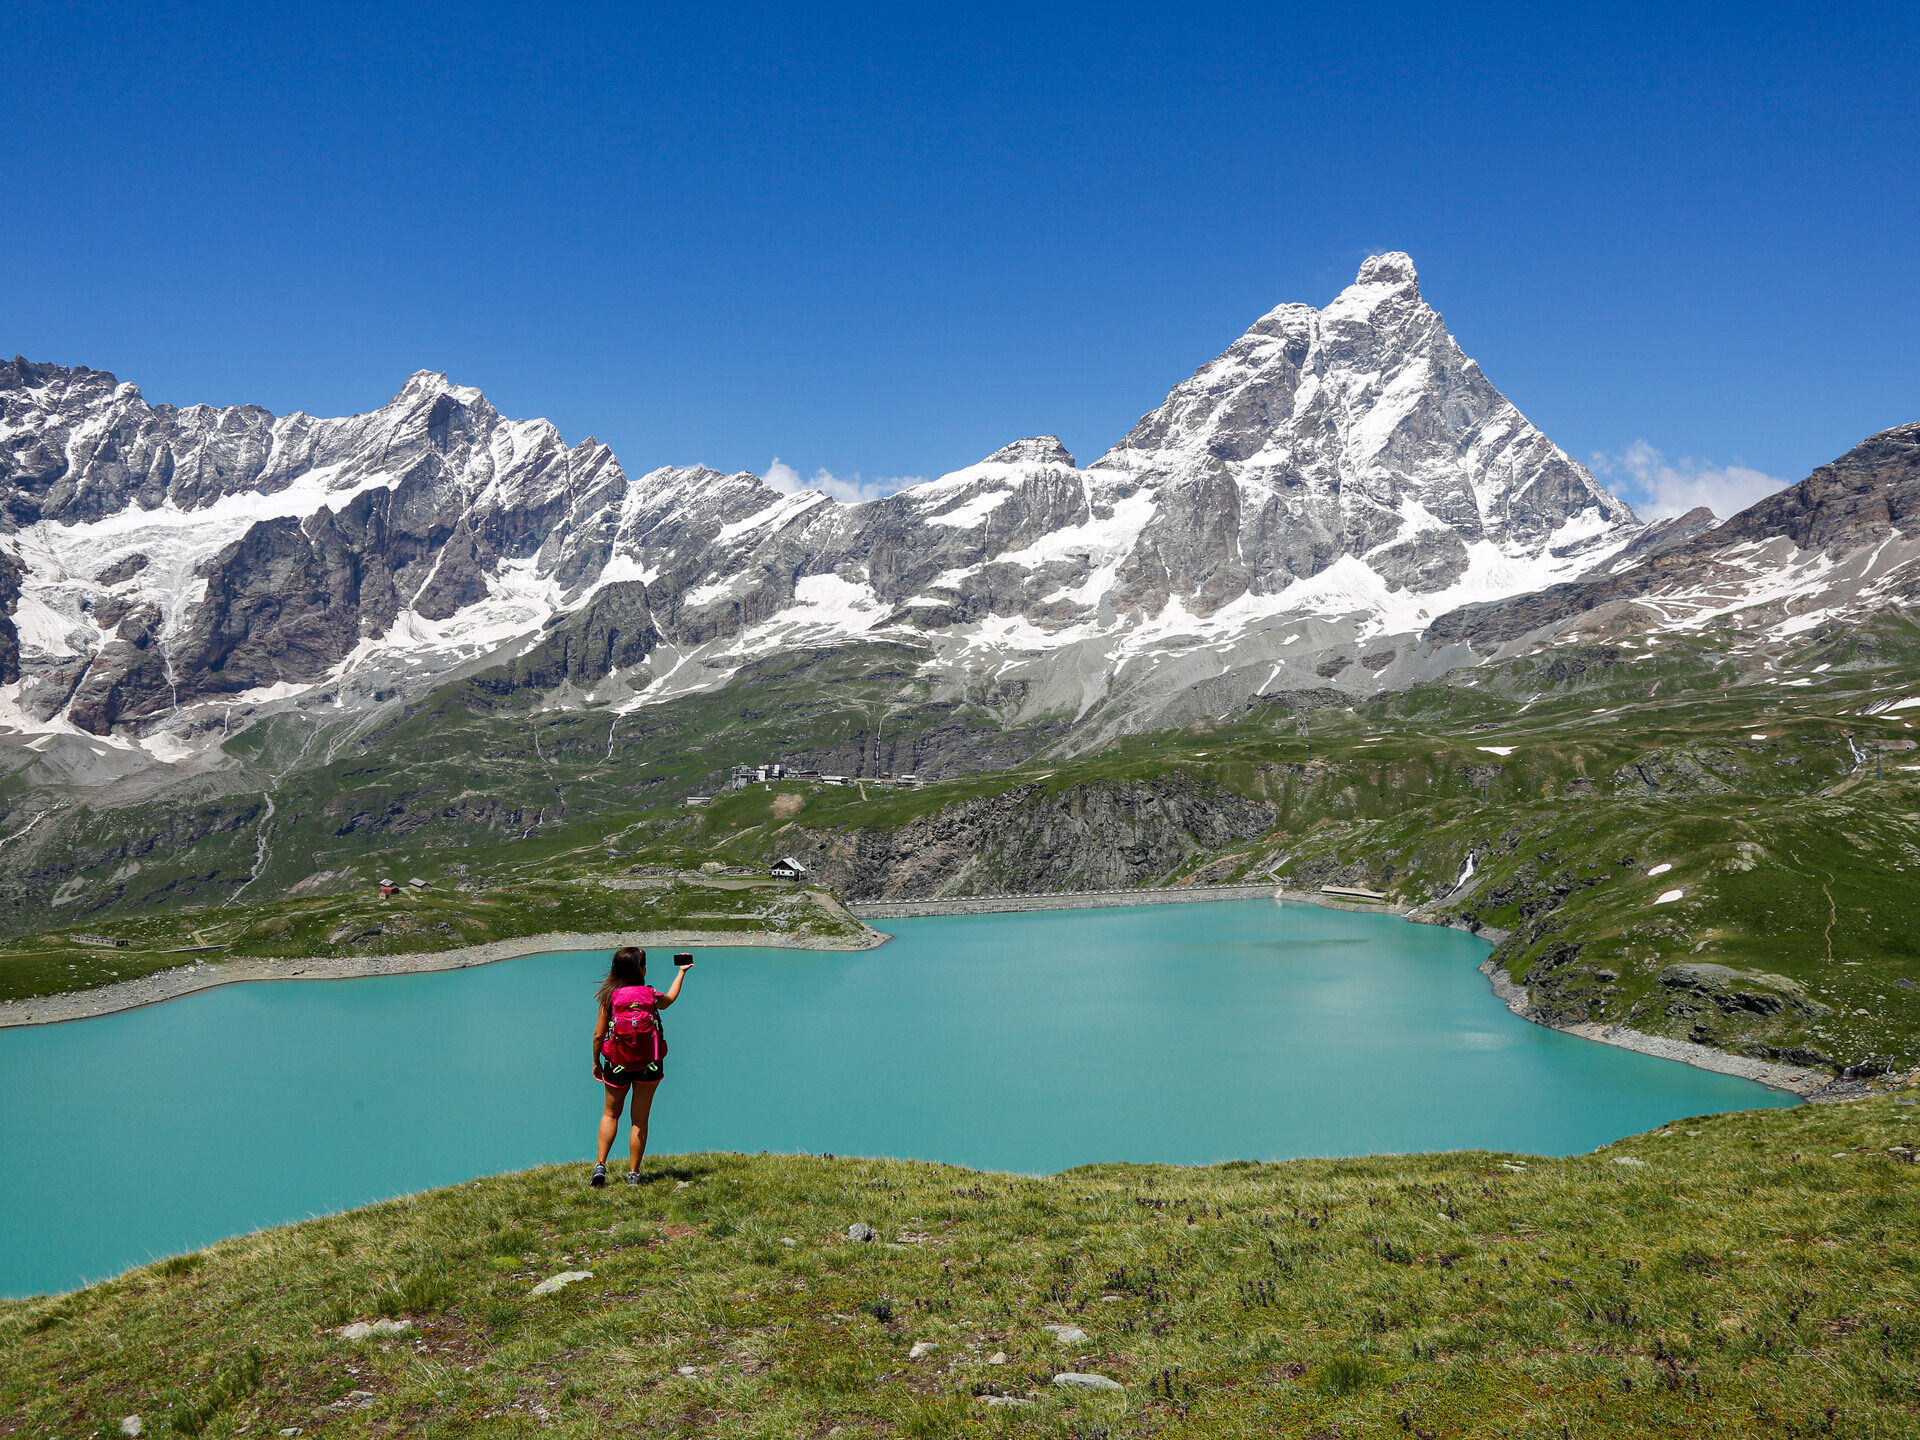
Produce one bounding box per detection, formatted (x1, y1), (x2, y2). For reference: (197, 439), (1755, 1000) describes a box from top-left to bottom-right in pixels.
(656, 960), (692, 1008)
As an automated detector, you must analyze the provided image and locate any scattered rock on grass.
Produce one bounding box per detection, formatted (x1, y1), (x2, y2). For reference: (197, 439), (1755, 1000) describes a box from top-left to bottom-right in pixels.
(529, 1270), (593, 1296)
(337, 1319), (413, 1340)
(1610, 1156), (1649, 1168)
(982, 1396), (1034, 1407)
(119, 1417), (141, 1437)
(1054, 1373), (1123, 1391)
(847, 1222), (877, 1243)
(987, 1351), (1008, 1365)
(1044, 1324), (1090, 1344)
(909, 1341), (937, 1359)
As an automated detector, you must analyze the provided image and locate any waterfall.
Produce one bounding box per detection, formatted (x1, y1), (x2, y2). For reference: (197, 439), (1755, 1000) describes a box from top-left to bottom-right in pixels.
(1448, 850), (1477, 896)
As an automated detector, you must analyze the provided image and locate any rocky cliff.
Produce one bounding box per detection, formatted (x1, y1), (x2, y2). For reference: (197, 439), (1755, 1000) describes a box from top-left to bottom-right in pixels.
(792, 774), (1277, 899)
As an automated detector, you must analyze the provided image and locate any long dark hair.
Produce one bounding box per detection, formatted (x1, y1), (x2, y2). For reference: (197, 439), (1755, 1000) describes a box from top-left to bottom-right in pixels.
(597, 946), (646, 1006)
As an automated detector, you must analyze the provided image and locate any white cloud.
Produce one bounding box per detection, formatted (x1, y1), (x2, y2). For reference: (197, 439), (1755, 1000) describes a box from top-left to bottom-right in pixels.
(763, 457), (921, 505)
(1590, 441), (1790, 522)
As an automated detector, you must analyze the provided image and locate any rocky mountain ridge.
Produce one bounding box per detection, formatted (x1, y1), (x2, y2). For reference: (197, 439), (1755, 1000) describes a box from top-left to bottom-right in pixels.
(1, 254), (1641, 761)
(1429, 421), (1920, 657)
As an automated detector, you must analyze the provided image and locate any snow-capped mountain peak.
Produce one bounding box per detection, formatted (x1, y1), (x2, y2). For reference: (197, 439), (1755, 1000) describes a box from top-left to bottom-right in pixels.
(0, 255), (1650, 754)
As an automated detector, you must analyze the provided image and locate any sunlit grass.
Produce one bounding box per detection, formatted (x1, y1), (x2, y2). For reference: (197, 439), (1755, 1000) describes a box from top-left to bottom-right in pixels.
(4, 1096), (1917, 1437)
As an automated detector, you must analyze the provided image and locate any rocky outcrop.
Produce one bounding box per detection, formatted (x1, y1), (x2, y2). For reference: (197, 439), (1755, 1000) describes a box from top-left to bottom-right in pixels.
(0, 545), (23, 684)
(1712, 421), (1920, 553)
(792, 773), (1276, 899)
(1610, 747), (1749, 797)
(1654, 963), (1834, 1054)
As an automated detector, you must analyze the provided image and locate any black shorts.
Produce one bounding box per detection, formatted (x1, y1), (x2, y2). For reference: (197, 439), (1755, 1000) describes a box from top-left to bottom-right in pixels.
(603, 1060), (663, 1089)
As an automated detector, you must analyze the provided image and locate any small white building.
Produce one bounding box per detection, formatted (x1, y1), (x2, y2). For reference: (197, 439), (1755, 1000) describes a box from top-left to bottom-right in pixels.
(769, 857), (809, 880)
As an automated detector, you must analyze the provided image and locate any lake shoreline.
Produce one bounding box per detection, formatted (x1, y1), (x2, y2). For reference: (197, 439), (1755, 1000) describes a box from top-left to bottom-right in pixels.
(0, 883), (1375, 1027)
(1474, 954), (1834, 1098)
(0, 926), (888, 1028)
(845, 881), (1409, 920)
(0, 889), (1851, 1098)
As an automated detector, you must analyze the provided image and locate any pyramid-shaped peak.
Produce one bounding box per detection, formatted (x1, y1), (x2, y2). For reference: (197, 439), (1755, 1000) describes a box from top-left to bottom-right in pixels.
(984, 436), (1077, 468)
(1354, 251), (1419, 289)
(394, 370), (486, 407)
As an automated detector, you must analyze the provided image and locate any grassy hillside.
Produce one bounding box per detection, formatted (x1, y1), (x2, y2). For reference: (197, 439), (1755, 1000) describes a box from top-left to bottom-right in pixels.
(0, 642), (1023, 940)
(4, 1096), (1918, 1438)
(5, 616), (1920, 1072)
(661, 626), (1920, 1072)
(0, 874), (866, 1004)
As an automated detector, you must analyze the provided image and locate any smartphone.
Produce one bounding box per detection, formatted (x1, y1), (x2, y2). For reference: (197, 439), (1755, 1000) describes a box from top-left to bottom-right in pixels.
(672, 952), (695, 967)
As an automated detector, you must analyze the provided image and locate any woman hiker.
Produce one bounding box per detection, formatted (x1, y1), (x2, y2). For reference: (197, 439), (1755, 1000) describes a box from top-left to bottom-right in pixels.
(590, 946), (691, 1186)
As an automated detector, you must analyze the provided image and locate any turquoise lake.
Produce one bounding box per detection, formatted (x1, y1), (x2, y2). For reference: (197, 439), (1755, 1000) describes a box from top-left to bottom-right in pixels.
(0, 898), (1796, 1297)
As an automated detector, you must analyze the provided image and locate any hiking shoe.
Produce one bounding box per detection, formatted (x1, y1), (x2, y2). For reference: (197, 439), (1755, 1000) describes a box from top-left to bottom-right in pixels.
(624, 1171), (644, 1186)
(590, 1162), (607, 1187)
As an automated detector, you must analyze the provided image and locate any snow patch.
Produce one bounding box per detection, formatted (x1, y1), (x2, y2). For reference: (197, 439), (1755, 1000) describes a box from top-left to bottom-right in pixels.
(923, 486), (1017, 529)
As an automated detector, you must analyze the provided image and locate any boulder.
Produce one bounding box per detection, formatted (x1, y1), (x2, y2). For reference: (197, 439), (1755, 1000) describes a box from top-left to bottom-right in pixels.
(847, 1222), (877, 1243)
(337, 1319), (413, 1340)
(528, 1270), (593, 1296)
(1054, 1373), (1123, 1391)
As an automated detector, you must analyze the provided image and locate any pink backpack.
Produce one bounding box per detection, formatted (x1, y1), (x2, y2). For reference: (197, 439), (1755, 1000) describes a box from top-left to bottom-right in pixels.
(602, 985), (667, 1069)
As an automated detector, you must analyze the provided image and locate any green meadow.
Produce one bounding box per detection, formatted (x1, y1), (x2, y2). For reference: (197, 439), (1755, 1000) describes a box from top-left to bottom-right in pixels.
(5, 1096), (1917, 1438)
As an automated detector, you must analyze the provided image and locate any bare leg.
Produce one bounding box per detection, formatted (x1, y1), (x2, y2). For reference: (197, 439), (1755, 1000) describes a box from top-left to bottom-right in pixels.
(627, 1081), (660, 1174)
(596, 1084), (630, 1166)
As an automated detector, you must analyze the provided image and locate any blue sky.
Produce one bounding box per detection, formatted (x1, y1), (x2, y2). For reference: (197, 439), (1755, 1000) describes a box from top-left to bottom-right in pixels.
(6, 2), (1916, 518)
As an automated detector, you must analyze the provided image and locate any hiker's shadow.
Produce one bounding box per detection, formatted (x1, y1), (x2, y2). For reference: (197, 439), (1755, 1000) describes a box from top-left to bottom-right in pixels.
(645, 1159), (720, 1184)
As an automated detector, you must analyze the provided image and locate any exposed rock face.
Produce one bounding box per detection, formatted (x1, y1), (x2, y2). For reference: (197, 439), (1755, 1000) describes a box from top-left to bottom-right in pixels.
(0, 546), (23, 684)
(0, 255), (1644, 747)
(1714, 422), (1920, 552)
(1, 359), (625, 729)
(1577, 506), (1718, 577)
(1655, 963), (1833, 1051)
(1658, 962), (1828, 1017)
(1610, 747), (1749, 797)
(794, 774), (1276, 898)
(472, 583), (661, 696)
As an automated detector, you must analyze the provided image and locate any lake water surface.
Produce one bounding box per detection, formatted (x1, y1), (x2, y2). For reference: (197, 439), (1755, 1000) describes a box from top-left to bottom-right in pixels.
(0, 898), (1795, 1296)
